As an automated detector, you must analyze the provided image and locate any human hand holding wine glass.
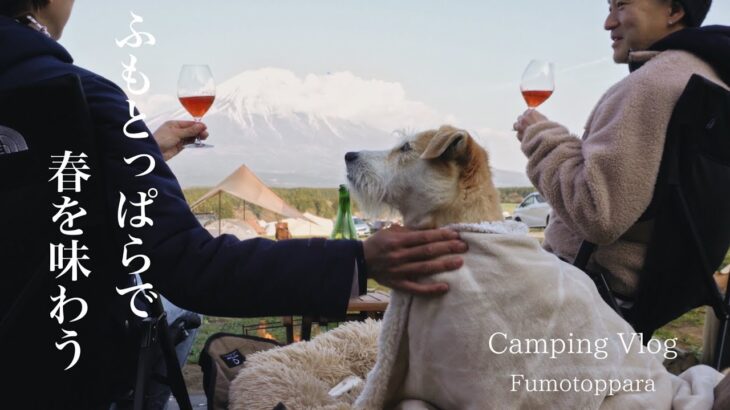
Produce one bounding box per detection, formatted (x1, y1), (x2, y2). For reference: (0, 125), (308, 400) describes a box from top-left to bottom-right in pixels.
(520, 59), (554, 108)
(178, 64), (215, 148)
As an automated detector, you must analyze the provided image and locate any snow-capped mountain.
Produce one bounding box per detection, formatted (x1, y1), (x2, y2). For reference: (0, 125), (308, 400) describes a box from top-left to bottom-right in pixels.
(145, 68), (531, 188)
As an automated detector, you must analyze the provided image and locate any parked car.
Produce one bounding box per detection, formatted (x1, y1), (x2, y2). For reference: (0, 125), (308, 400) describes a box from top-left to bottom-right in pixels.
(352, 217), (372, 237)
(512, 192), (552, 228)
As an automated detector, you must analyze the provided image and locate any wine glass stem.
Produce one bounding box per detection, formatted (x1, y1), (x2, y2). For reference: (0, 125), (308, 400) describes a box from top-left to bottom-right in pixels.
(194, 117), (203, 146)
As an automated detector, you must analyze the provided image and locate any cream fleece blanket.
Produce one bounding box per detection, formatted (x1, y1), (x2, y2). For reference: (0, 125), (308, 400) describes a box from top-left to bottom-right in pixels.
(354, 222), (722, 410)
(229, 319), (381, 410)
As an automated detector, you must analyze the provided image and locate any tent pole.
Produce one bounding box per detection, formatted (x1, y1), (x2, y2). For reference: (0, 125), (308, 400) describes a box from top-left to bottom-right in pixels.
(218, 191), (222, 235)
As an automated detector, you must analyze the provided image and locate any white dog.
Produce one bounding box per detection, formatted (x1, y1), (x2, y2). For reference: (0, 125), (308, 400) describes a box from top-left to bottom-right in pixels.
(346, 125), (719, 410)
(345, 125), (502, 229)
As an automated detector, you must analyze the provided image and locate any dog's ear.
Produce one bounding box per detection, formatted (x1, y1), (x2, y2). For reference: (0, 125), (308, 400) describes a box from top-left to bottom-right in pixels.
(420, 127), (469, 160)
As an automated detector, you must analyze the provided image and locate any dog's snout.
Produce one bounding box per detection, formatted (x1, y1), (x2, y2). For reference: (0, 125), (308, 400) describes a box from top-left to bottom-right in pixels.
(345, 152), (359, 163)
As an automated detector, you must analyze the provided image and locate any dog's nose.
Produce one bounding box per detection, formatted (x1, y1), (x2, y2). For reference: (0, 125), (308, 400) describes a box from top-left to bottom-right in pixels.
(345, 152), (359, 162)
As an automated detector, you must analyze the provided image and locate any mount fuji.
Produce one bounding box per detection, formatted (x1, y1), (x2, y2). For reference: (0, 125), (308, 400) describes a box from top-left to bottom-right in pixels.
(144, 68), (530, 188)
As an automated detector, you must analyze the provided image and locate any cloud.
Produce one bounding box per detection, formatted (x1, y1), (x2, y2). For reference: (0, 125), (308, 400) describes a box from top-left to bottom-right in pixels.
(216, 68), (451, 132)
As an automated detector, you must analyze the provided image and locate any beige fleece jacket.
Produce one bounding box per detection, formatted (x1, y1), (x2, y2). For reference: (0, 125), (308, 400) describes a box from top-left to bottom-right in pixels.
(520, 50), (727, 297)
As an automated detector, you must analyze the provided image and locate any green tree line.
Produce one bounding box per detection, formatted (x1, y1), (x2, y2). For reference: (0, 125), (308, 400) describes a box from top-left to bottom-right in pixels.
(182, 186), (535, 221)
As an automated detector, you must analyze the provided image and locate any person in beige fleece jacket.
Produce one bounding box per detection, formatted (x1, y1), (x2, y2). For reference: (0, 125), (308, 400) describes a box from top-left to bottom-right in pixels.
(513, 0), (728, 302)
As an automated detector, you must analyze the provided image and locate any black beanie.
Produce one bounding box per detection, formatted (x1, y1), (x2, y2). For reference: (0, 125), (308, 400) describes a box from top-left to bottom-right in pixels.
(676, 0), (712, 27)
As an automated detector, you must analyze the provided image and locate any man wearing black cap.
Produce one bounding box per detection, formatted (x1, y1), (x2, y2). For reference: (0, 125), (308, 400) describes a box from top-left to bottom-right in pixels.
(513, 0), (729, 352)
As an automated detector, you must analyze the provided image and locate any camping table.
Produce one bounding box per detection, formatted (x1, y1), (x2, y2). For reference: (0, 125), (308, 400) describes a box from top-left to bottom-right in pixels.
(283, 290), (390, 344)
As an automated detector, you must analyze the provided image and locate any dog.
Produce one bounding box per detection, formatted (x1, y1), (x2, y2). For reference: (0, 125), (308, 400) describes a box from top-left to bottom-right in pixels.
(346, 125), (704, 410)
(226, 126), (718, 409)
(345, 125), (503, 228)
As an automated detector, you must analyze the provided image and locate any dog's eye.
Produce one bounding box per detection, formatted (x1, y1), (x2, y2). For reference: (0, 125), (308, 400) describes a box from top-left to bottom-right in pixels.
(399, 142), (412, 153)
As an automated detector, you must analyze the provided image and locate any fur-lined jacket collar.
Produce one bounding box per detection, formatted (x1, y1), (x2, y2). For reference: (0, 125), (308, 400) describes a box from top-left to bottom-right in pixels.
(629, 25), (730, 85)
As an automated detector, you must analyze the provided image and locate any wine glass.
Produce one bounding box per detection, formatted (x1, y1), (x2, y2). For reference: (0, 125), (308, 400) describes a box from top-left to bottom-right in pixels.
(177, 64), (216, 148)
(520, 60), (555, 108)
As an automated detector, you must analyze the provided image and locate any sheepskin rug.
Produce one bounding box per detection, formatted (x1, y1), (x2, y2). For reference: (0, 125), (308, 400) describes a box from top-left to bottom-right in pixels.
(228, 319), (381, 410)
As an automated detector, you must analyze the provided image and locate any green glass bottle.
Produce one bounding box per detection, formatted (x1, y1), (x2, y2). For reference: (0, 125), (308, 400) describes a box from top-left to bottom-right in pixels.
(331, 184), (359, 239)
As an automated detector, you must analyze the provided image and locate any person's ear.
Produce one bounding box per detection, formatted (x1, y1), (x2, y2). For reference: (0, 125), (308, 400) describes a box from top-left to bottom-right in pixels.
(667, 1), (686, 26)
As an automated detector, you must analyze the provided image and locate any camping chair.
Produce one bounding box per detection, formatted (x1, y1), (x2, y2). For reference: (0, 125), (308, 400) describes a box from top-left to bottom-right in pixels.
(125, 296), (195, 410)
(574, 74), (730, 370)
(0, 74), (193, 409)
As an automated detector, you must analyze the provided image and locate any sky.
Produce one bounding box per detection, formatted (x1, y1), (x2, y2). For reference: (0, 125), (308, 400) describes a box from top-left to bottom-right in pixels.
(61, 1), (729, 174)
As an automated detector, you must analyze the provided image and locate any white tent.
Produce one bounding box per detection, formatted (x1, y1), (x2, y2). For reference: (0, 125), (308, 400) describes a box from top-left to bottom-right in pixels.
(191, 165), (323, 236)
(191, 165), (309, 220)
(205, 219), (258, 240)
(264, 212), (334, 237)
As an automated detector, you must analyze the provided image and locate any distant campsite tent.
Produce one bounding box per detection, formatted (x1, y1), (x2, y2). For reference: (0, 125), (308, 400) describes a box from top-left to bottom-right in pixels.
(264, 212), (334, 237)
(190, 165), (315, 234)
(204, 219), (258, 240)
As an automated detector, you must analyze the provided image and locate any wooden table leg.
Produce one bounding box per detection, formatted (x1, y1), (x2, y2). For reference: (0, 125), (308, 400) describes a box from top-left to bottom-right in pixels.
(282, 316), (294, 344)
(301, 316), (313, 341)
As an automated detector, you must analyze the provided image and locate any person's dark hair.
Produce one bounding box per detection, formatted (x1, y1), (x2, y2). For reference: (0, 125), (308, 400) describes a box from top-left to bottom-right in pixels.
(0, 0), (50, 18)
(663, 0), (712, 27)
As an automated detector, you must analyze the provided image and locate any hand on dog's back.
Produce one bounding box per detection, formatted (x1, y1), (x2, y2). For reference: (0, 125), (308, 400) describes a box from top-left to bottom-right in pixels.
(362, 225), (468, 295)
